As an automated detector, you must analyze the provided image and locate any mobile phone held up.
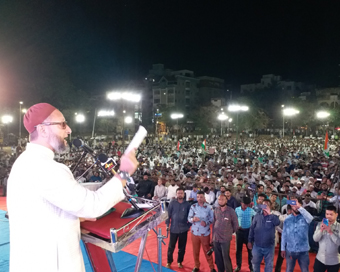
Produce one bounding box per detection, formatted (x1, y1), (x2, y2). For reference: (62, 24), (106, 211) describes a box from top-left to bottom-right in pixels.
(258, 204), (267, 209)
(286, 200), (296, 205)
(323, 218), (329, 226)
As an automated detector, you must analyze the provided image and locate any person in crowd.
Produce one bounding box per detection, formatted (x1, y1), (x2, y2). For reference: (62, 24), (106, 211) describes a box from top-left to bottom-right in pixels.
(136, 173), (154, 199)
(166, 187), (191, 269)
(274, 204), (292, 272)
(153, 178), (167, 200)
(281, 197), (313, 272)
(253, 184), (264, 205)
(216, 185), (227, 199)
(248, 199), (280, 272)
(213, 194), (239, 272)
(303, 193), (316, 208)
(188, 184), (199, 202)
(253, 193), (266, 213)
(167, 178), (179, 200)
(89, 171), (102, 182)
(234, 196), (256, 272)
(225, 188), (239, 210)
(188, 191), (216, 272)
(7, 103), (138, 271)
(270, 193), (280, 211)
(317, 182), (334, 216)
(313, 205), (340, 272)
(234, 183), (246, 203)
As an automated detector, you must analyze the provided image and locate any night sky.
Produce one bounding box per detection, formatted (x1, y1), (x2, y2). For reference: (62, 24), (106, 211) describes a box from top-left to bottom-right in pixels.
(1, 0), (340, 106)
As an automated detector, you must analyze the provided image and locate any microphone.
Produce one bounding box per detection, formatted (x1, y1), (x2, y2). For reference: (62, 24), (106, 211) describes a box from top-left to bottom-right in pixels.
(73, 139), (94, 154)
(98, 153), (135, 195)
(98, 154), (117, 174)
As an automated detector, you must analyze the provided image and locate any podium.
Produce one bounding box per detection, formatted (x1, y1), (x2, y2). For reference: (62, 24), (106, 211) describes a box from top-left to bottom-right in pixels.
(81, 201), (168, 272)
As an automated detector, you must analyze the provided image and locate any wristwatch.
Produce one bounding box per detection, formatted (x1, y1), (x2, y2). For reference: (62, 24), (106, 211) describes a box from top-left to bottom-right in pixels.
(118, 170), (130, 180)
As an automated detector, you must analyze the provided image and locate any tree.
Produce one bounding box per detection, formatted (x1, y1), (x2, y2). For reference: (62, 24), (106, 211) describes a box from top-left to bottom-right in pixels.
(231, 96), (270, 131)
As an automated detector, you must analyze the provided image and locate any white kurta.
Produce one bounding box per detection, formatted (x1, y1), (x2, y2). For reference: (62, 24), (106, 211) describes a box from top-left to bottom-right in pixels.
(7, 143), (125, 272)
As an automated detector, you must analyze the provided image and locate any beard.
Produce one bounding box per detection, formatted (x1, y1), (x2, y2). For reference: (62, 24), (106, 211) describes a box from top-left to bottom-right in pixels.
(48, 133), (68, 154)
(219, 203), (226, 207)
(292, 209), (300, 215)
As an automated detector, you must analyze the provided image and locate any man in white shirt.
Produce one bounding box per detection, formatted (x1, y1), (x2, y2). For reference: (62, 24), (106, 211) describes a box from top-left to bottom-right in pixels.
(302, 194), (316, 209)
(153, 178), (167, 200)
(7, 103), (138, 272)
(167, 179), (179, 200)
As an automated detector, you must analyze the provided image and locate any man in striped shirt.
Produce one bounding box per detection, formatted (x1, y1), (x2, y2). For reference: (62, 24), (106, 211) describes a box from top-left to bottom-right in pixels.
(234, 196), (256, 272)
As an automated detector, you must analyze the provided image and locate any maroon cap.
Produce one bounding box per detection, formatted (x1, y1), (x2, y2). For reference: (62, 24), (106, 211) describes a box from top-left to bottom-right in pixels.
(23, 103), (57, 133)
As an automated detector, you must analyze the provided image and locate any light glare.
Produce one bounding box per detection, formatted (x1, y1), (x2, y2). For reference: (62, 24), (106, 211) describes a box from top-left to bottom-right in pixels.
(124, 116), (133, 124)
(75, 114), (85, 123)
(98, 110), (115, 117)
(2, 115), (13, 124)
(283, 108), (299, 116)
(228, 105), (249, 112)
(316, 111), (330, 119)
(218, 113), (228, 121)
(107, 92), (141, 102)
(171, 113), (184, 119)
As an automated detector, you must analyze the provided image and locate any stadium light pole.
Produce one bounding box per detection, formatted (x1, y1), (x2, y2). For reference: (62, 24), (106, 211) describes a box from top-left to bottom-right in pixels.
(228, 118), (232, 132)
(171, 113), (183, 139)
(228, 105), (249, 150)
(93, 110), (115, 138)
(283, 107), (299, 137)
(107, 91), (141, 139)
(217, 112), (228, 136)
(316, 110), (331, 134)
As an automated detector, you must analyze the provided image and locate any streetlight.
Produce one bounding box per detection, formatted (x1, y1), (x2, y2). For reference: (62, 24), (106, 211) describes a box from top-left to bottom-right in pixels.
(107, 92), (141, 102)
(316, 111), (330, 119)
(124, 116), (133, 124)
(228, 118), (232, 132)
(316, 111), (331, 135)
(171, 113), (184, 139)
(283, 107), (299, 137)
(2, 115), (13, 124)
(92, 110), (115, 138)
(217, 112), (228, 136)
(228, 105), (249, 150)
(75, 114), (85, 123)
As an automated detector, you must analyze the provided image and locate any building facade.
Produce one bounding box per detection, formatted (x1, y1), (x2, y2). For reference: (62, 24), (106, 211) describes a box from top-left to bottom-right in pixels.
(241, 74), (307, 98)
(146, 64), (225, 110)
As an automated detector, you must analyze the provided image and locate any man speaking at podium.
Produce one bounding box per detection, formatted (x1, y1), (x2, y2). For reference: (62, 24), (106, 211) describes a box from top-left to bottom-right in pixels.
(7, 103), (138, 272)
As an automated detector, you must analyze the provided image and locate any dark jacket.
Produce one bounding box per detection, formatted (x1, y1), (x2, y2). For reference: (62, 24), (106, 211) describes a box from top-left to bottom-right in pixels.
(137, 179), (154, 197)
(166, 199), (191, 233)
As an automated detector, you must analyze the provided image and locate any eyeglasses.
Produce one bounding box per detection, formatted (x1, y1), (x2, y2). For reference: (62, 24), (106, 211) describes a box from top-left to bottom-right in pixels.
(35, 121), (68, 129)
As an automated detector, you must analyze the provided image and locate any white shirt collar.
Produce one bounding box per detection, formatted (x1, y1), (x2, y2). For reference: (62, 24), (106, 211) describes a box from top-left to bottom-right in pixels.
(26, 143), (55, 160)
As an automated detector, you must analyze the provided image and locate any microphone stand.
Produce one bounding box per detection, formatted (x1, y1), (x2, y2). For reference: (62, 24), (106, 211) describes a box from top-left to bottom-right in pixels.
(72, 150), (88, 174)
(73, 146), (145, 219)
(89, 153), (144, 219)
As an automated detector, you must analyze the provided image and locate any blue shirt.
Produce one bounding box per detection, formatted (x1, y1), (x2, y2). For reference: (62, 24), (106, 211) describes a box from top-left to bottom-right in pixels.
(188, 202), (213, 236)
(281, 207), (313, 252)
(249, 212), (280, 248)
(235, 207), (256, 229)
(189, 190), (198, 201)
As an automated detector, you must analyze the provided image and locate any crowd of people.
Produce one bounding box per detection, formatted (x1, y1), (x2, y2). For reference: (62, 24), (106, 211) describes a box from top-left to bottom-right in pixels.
(2, 133), (340, 272)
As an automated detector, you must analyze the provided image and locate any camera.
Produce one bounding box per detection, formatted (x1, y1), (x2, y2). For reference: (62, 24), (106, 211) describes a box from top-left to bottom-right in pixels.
(206, 243), (214, 256)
